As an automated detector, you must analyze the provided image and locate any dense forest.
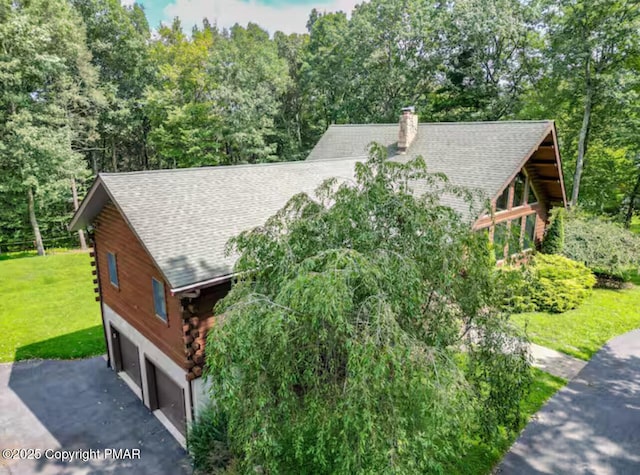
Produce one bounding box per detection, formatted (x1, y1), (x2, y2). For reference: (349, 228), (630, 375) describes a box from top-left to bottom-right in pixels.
(1, 0), (639, 253)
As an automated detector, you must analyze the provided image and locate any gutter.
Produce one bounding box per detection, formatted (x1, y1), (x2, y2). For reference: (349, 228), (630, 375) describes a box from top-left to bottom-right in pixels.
(170, 273), (235, 296)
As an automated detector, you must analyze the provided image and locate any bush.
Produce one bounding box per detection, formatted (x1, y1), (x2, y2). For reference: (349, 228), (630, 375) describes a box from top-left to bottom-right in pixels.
(188, 408), (236, 475)
(498, 254), (596, 314)
(562, 213), (640, 280)
(495, 265), (537, 313)
(532, 254), (596, 313)
(541, 207), (565, 254)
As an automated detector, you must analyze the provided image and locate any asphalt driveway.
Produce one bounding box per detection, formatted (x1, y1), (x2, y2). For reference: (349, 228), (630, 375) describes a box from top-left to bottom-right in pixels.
(498, 329), (640, 474)
(0, 357), (190, 475)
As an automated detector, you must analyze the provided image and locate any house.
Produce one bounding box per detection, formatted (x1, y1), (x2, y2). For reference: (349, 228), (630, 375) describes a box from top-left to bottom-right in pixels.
(68, 108), (567, 444)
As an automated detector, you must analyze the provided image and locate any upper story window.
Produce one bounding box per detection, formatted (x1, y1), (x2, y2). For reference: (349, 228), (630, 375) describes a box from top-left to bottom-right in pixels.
(152, 277), (168, 322)
(528, 182), (540, 205)
(513, 172), (526, 207)
(495, 187), (509, 211)
(107, 252), (119, 288)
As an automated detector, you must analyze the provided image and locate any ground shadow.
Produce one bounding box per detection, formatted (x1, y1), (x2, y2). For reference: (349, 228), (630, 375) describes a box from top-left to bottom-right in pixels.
(3, 349), (191, 474)
(498, 329), (640, 474)
(13, 325), (105, 362)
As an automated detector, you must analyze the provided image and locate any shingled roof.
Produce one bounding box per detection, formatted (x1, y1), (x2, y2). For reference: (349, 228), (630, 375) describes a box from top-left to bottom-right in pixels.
(70, 159), (360, 291)
(70, 119), (561, 292)
(307, 121), (555, 210)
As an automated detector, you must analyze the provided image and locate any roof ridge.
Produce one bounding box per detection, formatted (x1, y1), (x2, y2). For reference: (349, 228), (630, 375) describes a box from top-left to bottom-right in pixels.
(329, 120), (552, 128)
(99, 157), (363, 177)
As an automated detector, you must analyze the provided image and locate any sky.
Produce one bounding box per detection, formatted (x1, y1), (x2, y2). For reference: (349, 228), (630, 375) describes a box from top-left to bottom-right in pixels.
(121, 0), (363, 35)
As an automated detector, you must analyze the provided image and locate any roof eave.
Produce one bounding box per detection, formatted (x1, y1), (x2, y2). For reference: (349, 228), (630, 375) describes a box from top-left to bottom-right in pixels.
(170, 273), (235, 296)
(68, 175), (109, 231)
(550, 122), (568, 207)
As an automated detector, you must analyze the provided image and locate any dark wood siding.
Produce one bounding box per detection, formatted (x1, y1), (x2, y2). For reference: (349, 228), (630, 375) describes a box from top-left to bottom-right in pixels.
(181, 281), (232, 378)
(95, 203), (185, 369)
(193, 282), (231, 355)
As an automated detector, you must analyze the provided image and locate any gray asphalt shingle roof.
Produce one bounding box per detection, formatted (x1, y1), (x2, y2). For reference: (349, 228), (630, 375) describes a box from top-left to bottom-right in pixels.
(97, 159), (360, 290)
(72, 120), (553, 291)
(307, 121), (553, 210)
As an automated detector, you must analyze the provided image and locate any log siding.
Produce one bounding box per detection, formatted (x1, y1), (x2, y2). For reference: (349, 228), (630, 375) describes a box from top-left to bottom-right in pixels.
(95, 203), (186, 369)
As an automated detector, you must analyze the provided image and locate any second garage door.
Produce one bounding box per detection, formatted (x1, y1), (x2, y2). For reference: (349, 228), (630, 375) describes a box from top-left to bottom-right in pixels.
(146, 360), (186, 436)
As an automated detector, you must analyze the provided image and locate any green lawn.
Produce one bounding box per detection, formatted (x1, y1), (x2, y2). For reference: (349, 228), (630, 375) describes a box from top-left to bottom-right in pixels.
(512, 285), (640, 361)
(453, 368), (566, 474)
(0, 252), (104, 362)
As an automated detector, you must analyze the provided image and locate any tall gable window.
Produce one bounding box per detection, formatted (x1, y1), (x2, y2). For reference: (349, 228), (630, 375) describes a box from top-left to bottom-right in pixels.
(107, 252), (119, 288)
(152, 278), (167, 322)
(495, 187), (509, 211)
(513, 172), (526, 207)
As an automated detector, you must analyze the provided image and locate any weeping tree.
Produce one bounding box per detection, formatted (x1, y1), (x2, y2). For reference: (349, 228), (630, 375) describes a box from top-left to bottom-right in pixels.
(200, 145), (531, 474)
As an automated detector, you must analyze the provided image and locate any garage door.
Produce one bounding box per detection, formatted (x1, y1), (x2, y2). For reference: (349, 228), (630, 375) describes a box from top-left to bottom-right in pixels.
(146, 361), (186, 435)
(110, 326), (141, 388)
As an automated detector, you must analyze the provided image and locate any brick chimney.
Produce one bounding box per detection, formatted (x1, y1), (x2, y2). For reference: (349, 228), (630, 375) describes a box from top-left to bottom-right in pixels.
(398, 106), (418, 153)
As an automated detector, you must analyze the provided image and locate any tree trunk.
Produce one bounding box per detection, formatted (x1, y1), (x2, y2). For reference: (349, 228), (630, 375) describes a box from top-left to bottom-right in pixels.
(71, 178), (88, 250)
(112, 138), (117, 172)
(571, 58), (593, 207)
(624, 170), (640, 228)
(27, 187), (45, 256)
(91, 150), (98, 175)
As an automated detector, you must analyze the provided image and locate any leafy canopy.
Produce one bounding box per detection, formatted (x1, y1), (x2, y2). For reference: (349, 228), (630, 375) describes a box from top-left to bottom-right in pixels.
(202, 145), (531, 474)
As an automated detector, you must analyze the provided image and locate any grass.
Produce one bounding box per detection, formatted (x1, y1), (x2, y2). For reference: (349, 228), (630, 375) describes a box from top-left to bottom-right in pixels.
(0, 251), (104, 362)
(0, 247), (72, 261)
(453, 368), (566, 474)
(511, 285), (640, 361)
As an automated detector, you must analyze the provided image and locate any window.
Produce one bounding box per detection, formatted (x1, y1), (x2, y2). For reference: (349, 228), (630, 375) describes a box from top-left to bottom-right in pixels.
(528, 182), (540, 204)
(513, 173), (526, 207)
(508, 218), (523, 255)
(107, 252), (119, 287)
(152, 278), (167, 322)
(495, 187), (509, 211)
(493, 222), (508, 260)
(523, 213), (537, 250)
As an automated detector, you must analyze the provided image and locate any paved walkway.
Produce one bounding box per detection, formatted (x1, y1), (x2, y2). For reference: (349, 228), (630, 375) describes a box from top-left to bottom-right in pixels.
(0, 357), (190, 475)
(498, 329), (640, 474)
(530, 343), (587, 380)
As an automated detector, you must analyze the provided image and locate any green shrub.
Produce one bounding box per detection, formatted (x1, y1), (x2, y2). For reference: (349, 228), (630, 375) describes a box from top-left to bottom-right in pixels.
(495, 265), (537, 313)
(188, 408), (236, 475)
(497, 254), (596, 314)
(531, 254), (596, 313)
(562, 213), (640, 279)
(542, 207), (565, 254)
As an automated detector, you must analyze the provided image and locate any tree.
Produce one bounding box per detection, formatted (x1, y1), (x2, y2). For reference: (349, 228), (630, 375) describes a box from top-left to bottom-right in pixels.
(72, 0), (153, 173)
(434, 0), (541, 120)
(145, 21), (289, 166)
(274, 31), (311, 160)
(342, 0), (442, 123)
(0, 0), (99, 255)
(301, 10), (351, 132)
(542, 0), (640, 206)
(211, 23), (290, 164)
(200, 145), (531, 473)
(144, 18), (222, 167)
